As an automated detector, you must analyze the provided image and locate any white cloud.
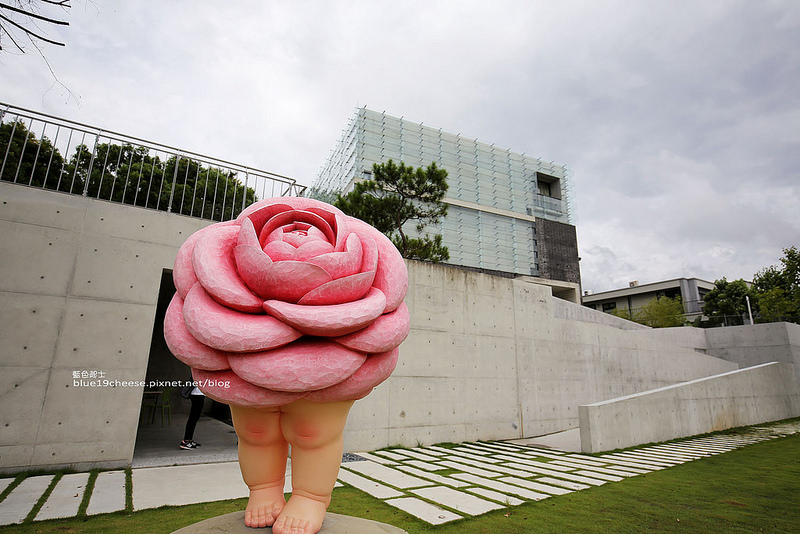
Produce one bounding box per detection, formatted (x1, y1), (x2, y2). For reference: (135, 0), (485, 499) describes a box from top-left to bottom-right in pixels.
(4, 0), (799, 294)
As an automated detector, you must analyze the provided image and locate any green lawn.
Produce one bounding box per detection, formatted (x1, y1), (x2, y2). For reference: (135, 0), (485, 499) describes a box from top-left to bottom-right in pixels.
(3, 433), (798, 533)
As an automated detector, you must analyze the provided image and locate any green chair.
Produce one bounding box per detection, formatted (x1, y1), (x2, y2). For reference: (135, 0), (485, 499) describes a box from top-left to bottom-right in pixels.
(142, 387), (173, 426)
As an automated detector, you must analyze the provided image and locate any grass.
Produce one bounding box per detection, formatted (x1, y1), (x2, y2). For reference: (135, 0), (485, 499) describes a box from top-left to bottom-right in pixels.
(2, 433), (798, 533)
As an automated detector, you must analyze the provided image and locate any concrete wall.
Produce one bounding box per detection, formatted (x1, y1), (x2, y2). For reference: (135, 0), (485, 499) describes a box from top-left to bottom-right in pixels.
(1, 183), (210, 473)
(704, 322), (800, 382)
(341, 264), (740, 452)
(579, 362), (800, 453)
(0, 182), (780, 473)
(551, 297), (650, 330)
(636, 322), (800, 384)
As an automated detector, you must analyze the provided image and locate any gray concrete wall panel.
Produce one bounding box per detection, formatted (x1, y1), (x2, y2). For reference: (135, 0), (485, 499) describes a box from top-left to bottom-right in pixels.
(703, 323), (800, 385)
(0, 222), (78, 295)
(552, 297), (649, 330)
(0, 293), (64, 367)
(579, 362), (800, 452)
(1, 183), (209, 473)
(1, 182), (796, 472)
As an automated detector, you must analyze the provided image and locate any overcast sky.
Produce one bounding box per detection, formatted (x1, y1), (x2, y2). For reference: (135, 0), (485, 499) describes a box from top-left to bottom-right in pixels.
(4, 0), (798, 293)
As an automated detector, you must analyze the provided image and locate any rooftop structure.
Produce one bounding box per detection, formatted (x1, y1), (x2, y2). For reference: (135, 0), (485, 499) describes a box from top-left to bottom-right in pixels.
(582, 278), (716, 321)
(313, 108), (580, 287)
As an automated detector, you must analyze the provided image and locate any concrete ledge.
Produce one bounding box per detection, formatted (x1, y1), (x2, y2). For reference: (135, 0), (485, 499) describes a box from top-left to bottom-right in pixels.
(171, 511), (408, 533)
(579, 362), (800, 453)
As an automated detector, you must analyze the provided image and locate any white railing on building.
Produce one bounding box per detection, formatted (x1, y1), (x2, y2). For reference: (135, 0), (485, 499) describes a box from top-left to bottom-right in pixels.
(1, 103), (306, 221)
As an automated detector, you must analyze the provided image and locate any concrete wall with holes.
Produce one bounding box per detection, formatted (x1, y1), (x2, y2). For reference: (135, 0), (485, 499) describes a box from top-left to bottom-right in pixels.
(354, 265), (741, 451)
(579, 361), (800, 452)
(1, 181), (796, 473)
(0, 182), (209, 473)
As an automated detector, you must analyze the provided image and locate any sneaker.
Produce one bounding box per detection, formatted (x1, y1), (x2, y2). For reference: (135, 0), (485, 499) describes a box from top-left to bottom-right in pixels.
(179, 440), (201, 450)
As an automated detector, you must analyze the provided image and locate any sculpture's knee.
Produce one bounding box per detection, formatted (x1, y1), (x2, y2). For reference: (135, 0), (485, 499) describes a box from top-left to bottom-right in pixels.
(232, 411), (283, 447)
(238, 422), (278, 446)
(283, 418), (339, 450)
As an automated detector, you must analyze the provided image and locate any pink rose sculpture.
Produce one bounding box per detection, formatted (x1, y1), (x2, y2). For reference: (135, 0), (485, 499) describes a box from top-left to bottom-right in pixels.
(164, 197), (410, 407)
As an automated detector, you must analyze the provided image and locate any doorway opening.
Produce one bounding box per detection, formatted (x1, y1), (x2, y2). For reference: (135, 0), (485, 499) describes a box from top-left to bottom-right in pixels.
(132, 269), (237, 467)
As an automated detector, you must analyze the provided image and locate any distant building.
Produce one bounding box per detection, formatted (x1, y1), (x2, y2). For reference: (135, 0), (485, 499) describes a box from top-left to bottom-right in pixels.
(582, 278), (715, 321)
(312, 107), (581, 298)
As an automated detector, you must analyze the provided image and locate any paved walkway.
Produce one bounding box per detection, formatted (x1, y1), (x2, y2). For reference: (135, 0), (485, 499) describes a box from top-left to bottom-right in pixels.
(1, 421), (798, 527)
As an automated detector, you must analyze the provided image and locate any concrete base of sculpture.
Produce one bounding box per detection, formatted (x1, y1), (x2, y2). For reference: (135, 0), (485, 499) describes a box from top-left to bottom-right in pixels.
(171, 511), (408, 534)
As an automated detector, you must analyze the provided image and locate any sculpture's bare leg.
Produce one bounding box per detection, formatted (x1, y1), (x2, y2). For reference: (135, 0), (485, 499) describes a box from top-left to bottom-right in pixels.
(272, 399), (354, 534)
(230, 405), (288, 528)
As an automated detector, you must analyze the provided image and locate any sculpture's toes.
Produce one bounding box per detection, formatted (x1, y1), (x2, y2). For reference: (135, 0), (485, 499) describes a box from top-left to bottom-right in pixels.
(244, 487), (285, 528)
(272, 495), (326, 534)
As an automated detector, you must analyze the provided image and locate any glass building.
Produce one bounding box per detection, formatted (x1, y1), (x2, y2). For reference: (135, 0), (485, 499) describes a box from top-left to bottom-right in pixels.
(313, 108), (580, 286)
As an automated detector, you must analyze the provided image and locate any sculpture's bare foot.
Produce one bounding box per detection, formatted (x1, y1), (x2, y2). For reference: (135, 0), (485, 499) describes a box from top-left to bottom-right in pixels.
(272, 494), (327, 534)
(244, 485), (286, 528)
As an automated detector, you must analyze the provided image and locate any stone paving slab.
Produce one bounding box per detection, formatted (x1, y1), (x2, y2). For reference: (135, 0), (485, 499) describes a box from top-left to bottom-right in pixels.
(411, 486), (503, 515)
(503, 459), (573, 472)
(36, 472), (90, 521)
(371, 450), (409, 462)
(1, 420), (798, 527)
(467, 486), (524, 506)
(575, 470), (623, 482)
(132, 462), (249, 510)
(405, 460), (442, 471)
(336, 469), (403, 499)
(0, 475), (53, 525)
(598, 455), (666, 470)
(411, 446), (445, 456)
(506, 464), (600, 483)
(439, 460), (501, 478)
(86, 470), (126, 516)
(452, 473), (551, 500)
(442, 448), (503, 464)
(342, 461), (431, 489)
(624, 451), (690, 463)
(537, 476), (591, 491)
(394, 465), (469, 487)
(571, 464), (644, 477)
(384, 496), (462, 524)
(497, 476), (573, 496)
(453, 459), (535, 478)
(391, 449), (440, 462)
(354, 452), (397, 465)
(601, 452), (675, 467)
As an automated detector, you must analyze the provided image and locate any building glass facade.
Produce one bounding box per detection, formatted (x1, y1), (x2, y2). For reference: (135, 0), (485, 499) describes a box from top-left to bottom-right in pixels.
(313, 107), (577, 280)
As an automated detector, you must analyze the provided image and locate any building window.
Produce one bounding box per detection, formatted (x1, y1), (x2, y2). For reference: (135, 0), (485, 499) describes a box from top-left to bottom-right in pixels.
(535, 172), (562, 200)
(602, 302), (617, 312)
(538, 182), (551, 196)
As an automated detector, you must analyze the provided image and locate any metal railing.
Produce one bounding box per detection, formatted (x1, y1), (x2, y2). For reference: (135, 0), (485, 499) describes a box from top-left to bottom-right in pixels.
(0, 103), (306, 221)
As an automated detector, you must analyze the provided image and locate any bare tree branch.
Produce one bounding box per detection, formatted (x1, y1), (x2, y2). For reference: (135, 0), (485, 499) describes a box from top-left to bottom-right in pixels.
(0, 1), (79, 104)
(0, 11), (65, 46)
(0, 14), (24, 51)
(0, 0), (71, 52)
(0, 2), (69, 25)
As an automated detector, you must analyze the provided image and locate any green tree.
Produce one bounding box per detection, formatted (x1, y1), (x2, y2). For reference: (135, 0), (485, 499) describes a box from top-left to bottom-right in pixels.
(2, 120), (255, 220)
(752, 246), (800, 323)
(335, 159), (449, 262)
(635, 296), (685, 328)
(702, 278), (756, 326)
(608, 296), (685, 328)
(1, 120), (68, 191)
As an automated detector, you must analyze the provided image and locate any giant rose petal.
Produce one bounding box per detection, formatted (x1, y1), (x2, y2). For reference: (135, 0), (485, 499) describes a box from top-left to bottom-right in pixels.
(164, 294), (230, 370)
(165, 197), (410, 407)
